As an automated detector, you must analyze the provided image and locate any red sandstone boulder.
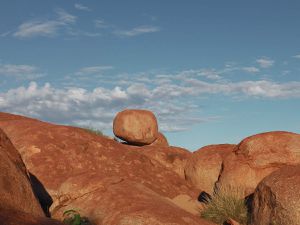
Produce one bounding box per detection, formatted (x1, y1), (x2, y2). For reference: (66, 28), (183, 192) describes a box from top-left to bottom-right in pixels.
(0, 127), (43, 216)
(184, 144), (235, 194)
(217, 131), (300, 196)
(149, 132), (169, 147)
(251, 165), (300, 225)
(113, 109), (159, 145)
(0, 112), (213, 225)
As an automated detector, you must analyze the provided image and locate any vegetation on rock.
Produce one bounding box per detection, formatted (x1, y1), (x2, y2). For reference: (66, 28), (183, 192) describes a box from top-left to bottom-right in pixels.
(63, 209), (92, 225)
(200, 185), (248, 225)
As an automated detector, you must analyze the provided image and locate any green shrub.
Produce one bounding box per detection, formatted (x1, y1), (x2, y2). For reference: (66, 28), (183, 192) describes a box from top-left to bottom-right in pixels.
(63, 209), (92, 225)
(200, 185), (249, 225)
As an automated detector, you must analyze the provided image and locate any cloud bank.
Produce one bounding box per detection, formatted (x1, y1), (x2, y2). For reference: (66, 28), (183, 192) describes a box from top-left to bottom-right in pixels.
(1, 74), (300, 132)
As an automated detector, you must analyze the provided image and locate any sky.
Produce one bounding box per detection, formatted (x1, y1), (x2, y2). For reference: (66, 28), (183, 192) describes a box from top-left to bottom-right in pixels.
(1, 0), (300, 151)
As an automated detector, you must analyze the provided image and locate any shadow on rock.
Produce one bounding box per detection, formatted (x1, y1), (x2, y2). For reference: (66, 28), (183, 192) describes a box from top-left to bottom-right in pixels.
(29, 172), (53, 217)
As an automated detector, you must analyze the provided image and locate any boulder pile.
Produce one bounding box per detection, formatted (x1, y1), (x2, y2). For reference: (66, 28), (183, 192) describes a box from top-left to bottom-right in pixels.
(0, 111), (212, 225)
(0, 110), (300, 225)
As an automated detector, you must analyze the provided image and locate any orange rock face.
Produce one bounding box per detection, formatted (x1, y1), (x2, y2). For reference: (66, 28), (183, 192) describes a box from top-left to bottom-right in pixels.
(0, 208), (64, 225)
(149, 132), (169, 147)
(0, 127), (43, 217)
(217, 131), (300, 196)
(184, 144), (235, 194)
(251, 165), (300, 225)
(140, 145), (190, 179)
(0, 112), (214, 225)
(113, 109), (159, 145)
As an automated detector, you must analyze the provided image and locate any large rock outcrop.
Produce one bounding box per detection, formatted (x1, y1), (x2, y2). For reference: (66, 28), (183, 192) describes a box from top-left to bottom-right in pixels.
(251, 165), (300, 225)
(113, 109), (159, 145)
(0, 112), (213, 225)
(217, 131), (300, 196)
(0, 127), (43, 216)
(184, 144), (235, 194)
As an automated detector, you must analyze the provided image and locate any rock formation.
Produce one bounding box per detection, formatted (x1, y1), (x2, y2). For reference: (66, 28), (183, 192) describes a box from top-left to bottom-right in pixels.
(113, 109), (159, 145)
(0, 127), (43, 216)
(0, 112), (213, 225)
(251, 165), (300, 225)
(216, 131), (300, 196)
(0, 127), (64, 225)
(184, 144), (235, 195)
(0, 208), (65, 225)
(2, 110), (299, 225)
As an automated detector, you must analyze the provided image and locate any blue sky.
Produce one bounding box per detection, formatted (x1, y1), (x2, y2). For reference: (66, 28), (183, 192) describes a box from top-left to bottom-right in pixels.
(1, 0), (300, 150)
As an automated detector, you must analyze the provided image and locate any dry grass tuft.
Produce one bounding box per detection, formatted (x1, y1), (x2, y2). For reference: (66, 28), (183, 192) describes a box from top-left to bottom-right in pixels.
(200, 185), (249, 225)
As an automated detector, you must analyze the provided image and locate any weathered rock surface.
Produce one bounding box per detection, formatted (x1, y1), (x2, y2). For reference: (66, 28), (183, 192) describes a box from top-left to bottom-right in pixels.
(251, 165), (300, 225)
(53, 179), (212, 225)
(0, 127), (43, 216)
(184, 144), (235, 194)
(217, 131), (300, 196)
(149, 132), (169, 147)
(113, 109), (158, 145)
(0, 112), (213, 225)
(140, 145), (190, 179)
(0, 208), (64, 225)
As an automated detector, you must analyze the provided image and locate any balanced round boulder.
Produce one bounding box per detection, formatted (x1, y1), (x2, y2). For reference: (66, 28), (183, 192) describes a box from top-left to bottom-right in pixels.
(113, 109), (159, 145)
(251, 165), (300, 225)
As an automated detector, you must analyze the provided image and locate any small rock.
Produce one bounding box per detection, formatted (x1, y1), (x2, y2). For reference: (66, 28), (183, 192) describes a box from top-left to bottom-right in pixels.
(149, 132), (169, 147)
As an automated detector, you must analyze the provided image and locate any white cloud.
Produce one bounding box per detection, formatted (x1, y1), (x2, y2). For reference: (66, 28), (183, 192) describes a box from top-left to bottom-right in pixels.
(114, 25), (160, 37)
(0, 64), (43, 79)
(256, 57), (274, 68)
(13, 9), (76, 38)
(242, 66), (260, 73)
(197, 69), (222, 80)
(75, 66), (113, 76)
(292, 54), (300, 59)
(94, 19), (109, 29)
(74, 3), (91, 11)
(1, 76), (300, 133)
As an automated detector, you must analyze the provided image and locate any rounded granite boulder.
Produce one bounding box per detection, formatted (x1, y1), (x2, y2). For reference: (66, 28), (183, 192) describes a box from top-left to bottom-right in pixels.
(113, 109), (159, 145)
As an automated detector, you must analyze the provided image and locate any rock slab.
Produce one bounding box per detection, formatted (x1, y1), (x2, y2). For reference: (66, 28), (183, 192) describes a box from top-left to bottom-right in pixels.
(0, 127), (43, 216)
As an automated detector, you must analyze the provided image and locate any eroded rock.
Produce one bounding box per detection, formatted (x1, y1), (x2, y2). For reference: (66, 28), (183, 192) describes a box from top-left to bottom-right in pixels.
(0, 112), (212, 225)
(185, 144), (235, 194)
(251, 165), (300, 225)
(0, 127), (43, 216)
(113, 109), (159, 145)
(217, 131), (300, 196)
